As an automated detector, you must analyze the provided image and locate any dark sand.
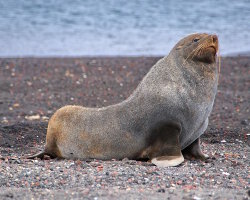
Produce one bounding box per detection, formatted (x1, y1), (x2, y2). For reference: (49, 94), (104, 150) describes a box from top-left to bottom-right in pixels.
(0, 56), (249, 199)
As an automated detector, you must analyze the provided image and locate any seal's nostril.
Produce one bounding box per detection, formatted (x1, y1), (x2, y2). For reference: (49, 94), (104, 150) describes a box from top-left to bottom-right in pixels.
(212, 35), (218, 43)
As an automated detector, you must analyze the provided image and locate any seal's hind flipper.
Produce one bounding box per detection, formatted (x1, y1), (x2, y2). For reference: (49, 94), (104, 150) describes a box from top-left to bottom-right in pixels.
(182, 138), (208, 160)
(27, 151), (46, 159)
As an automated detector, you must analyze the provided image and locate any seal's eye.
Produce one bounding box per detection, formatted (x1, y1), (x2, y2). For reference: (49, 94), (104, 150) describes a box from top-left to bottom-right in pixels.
(193, 38), (200, 42)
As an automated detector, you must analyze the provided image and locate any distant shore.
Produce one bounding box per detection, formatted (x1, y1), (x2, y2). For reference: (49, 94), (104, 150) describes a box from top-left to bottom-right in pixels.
(1, 51), (250, 59)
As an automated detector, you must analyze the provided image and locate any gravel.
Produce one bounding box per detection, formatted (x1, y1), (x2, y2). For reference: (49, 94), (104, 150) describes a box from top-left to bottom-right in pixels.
(0, 56), (249, 199)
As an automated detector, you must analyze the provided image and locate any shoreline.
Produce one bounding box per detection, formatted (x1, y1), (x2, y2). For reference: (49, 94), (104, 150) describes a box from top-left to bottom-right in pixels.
(0, 50), (250, 59)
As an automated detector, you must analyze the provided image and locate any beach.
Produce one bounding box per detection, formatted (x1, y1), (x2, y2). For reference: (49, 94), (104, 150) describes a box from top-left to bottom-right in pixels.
(0, 56), (249, 199)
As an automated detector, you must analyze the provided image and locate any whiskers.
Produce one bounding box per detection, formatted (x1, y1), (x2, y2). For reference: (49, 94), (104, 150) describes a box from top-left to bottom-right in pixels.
(217, 48), (221, 85)
(183, 42), (206, 65)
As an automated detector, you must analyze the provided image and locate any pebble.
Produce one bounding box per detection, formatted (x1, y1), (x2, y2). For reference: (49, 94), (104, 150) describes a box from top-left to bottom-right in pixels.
(25, 115), (41, 120)
(241, 120), (248, 125)
(157, 188), (165, 193)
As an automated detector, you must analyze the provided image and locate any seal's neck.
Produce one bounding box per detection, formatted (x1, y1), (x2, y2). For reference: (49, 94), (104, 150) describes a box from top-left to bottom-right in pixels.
(173, 51), (218, 81)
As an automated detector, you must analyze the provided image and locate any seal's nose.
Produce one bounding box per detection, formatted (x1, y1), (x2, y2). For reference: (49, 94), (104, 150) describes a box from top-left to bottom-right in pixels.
(212, 35), (218, 43)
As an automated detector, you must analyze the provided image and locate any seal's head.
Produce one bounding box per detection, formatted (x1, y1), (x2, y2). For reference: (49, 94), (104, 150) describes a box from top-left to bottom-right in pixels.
(174, 33), (219, 64)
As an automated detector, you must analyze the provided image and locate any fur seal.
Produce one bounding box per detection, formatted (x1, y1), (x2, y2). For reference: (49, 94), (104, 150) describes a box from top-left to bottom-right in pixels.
(28, 33), (219, 167)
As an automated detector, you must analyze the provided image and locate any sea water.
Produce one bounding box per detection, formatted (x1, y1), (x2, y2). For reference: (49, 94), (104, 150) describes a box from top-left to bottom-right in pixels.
(0, 0), (249, 57)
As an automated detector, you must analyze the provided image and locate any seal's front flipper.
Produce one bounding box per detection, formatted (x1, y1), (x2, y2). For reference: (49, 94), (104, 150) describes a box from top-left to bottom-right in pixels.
(182, 138), (208, 160)
(151, 154), (184, 167)
(149, 123), (184, 167)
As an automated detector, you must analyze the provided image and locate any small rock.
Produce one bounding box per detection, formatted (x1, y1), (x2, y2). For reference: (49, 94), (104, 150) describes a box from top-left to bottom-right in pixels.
(193, 196), (202, 200)
(5, 193), (14, 198)
(122, 157), (129, 161)
(13, 103), (20, 108)
(25, 115), (40, 120)
(177, 180), (183, 185)
(89, 60), (97, 65)
(26, 81), (32, 86)
(222, 172), (230, 176)
(157, 188), (165, 193)
(42, 116), (49, 121)
(241, 119), (248, 125)
(14, 159), (21, 164)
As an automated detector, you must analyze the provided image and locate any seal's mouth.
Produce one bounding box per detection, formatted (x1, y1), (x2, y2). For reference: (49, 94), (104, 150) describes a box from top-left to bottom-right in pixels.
(206, 45), (217, 55)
